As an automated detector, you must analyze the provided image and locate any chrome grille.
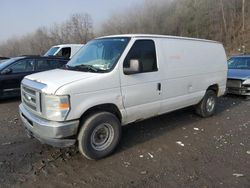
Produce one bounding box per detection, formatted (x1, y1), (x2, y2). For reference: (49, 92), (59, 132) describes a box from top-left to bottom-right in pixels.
(21, 85), (41, 113)
(227, 79), (242, 88)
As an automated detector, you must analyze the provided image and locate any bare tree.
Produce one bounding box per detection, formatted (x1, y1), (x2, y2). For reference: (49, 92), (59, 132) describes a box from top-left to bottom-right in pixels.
(0, 13), (94, 57)
(220, 0), (227, 34)
(242, 0), (245, 31)
(0, 0), (250, 56)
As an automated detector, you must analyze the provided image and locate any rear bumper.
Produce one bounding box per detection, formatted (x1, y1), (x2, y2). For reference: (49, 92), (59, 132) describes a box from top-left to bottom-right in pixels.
(19, 104), (79, 147)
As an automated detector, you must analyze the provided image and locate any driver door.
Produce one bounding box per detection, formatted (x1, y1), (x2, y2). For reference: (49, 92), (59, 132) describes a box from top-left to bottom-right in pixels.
(120, 39), (162, 123)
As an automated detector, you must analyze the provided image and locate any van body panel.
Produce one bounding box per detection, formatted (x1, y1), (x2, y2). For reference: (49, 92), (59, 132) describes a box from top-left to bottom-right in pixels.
(117, 36), (227, 123)
(24, 69), (99, 94)
(55, 68), (125, 121)
(23, 35), (227, 123)
(19, 34), (228, 149)
(158, 39), (227, 114)
(119, 38), (163, 123)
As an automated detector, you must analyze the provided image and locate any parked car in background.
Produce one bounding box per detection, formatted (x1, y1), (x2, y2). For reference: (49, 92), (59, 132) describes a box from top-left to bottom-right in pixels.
(0, 57), (9, 60)
(0, 57), (10, 63)
(0, 59), (8, 64)
(44, 44), (84, 59)
(227, 55), (250, 97)
(19, 34), (227, 160)
(0, 55), (69, 99)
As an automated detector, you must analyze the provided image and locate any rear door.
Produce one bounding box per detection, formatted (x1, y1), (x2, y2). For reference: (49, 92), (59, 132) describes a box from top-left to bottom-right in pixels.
(1, 59), (35, 96)
(120, 39), (162, 123)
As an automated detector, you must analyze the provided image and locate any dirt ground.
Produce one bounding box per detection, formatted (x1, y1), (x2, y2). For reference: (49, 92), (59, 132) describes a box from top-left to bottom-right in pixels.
(0, 95), (249, 188)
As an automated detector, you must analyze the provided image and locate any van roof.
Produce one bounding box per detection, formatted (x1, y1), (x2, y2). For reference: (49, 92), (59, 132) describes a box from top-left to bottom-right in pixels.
(51, 44), (84, 48)
(98, 34), (220, 44)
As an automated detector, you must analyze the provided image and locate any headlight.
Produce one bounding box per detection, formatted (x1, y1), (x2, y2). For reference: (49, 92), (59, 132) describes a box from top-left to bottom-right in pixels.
(42, 94), (70, 121)
(242, 79), (250, 85)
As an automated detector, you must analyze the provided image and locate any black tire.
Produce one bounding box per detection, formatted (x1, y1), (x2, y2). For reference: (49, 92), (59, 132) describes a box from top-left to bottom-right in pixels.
(195, 90), (217, 118)
(78, 111), (121, 160)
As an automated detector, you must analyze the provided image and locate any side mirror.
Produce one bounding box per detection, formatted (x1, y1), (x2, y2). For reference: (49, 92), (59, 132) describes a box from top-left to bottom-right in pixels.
(124, 59), (142, 75)
(1, 68), (12, 75)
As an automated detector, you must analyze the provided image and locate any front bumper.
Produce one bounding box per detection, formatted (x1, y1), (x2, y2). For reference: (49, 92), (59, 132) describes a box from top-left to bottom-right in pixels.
(19, 104), (79, 147)
(227, 86), (250, 96)
(226, 79), (250, 96)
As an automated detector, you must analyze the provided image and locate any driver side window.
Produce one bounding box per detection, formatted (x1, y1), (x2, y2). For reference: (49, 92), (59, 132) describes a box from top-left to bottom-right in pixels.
(124, 40), (158, 73)
(56, 47), (71, 58)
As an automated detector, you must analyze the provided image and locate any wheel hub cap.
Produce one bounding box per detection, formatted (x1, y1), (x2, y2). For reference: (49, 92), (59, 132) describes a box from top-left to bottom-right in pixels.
(91, 123), (114, 151)
(206, 97), (215, 112)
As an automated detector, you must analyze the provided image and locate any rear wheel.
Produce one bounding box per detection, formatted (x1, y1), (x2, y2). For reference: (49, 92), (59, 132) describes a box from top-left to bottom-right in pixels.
(195, 90), (217, 118)
(78, 111), (121, 160)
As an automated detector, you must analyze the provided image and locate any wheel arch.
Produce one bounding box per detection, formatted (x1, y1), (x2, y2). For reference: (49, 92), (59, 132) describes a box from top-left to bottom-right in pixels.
(79, 103), (122, 123)
(207, 84), (219, 96)
(76, 103), (123, 139)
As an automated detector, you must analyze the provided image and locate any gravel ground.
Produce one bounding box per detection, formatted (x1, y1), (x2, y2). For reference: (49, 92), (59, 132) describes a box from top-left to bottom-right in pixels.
(0, 95), (249, 188)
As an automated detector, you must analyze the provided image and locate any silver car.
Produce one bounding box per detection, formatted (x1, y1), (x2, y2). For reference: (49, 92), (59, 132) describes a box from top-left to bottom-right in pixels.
(227, 55), (250, 96)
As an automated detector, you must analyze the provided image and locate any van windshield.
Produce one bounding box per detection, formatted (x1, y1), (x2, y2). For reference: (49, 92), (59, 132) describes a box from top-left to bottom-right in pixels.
(66, 37), (130, 73)
(44, 47), (60, 56)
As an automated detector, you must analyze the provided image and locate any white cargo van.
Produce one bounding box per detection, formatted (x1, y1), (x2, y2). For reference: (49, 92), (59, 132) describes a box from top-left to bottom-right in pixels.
(19, 35), (227, 159)
(44, 44), (83, 59)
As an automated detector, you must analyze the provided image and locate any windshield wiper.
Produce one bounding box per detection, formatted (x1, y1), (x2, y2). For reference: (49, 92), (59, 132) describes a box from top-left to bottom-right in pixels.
(74, 64), (98, 72)
(63, 64), (99, 72)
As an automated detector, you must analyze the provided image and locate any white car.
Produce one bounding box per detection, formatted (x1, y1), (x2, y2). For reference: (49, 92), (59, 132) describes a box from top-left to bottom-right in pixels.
(44, 44), (84, 59)
(19, 34), (227, 159)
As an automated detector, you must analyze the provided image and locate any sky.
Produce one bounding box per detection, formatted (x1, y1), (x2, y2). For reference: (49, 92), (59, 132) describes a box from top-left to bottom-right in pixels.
(0, 0), (144, 42)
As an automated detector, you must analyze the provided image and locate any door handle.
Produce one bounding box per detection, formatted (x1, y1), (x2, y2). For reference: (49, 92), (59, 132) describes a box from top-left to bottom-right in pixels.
(157, 83), (161, 91)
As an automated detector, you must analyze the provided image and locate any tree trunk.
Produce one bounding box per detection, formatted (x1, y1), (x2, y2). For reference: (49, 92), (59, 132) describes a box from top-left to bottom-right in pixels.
(242, 0), (245, 32)
(220, 0), (227, 33)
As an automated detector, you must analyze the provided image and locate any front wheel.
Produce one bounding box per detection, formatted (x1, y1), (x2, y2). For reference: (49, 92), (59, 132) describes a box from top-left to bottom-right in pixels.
(78, 111), (121, 160)
(195, 90), (217, 118)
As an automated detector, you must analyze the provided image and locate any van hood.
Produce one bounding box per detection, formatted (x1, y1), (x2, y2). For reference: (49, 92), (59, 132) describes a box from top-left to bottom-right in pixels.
(228, 69), (250, 80)
(23, 69), (99, 94)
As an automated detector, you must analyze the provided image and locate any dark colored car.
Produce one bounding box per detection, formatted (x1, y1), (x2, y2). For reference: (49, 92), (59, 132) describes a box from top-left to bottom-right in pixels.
(0, 57), (10, 64)
(227, 55), (250, 96)
(0, 56), (69, 99)
(0, 59), (8, 64)
(0, 57), (9, 60)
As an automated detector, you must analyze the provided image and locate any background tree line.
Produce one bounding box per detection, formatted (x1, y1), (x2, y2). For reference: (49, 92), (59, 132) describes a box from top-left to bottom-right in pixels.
(0, 13), (94, 57)
(0, 0), (249, 57)
(101, 0), (250, 54)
